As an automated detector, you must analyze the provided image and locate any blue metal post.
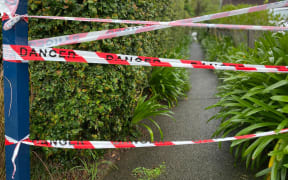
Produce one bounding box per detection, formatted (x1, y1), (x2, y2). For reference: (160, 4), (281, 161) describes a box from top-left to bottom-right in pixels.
(3, 0), (30, 180)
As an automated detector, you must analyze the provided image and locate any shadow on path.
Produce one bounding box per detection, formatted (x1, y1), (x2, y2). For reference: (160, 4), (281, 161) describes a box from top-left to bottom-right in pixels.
(105, 43), (258, 180)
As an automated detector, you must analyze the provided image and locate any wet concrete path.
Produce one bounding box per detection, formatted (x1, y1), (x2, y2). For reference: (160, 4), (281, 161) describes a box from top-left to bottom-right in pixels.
(105, 43), (258, 180)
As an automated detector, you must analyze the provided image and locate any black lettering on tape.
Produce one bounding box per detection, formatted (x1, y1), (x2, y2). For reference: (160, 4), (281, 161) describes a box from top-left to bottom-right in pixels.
(59, 141), (67, 146)
(50, 140), (58, 146)
(117, 56), (123, 61)
(125, 56), (132, 62)
(40, 140), (49, 145)
(106, 55), (114, 61)
(59, 50), (66, 58)
(68, 51), (76, 58)
(135, 58), (142, 62)
(153, 59), (161, 63)
(77, 141), (84, 145)
(20, 47), (27, 56)
(30, 48), (38, 57)
(39, 49), (47, 57)
(49, 50), (57, 57)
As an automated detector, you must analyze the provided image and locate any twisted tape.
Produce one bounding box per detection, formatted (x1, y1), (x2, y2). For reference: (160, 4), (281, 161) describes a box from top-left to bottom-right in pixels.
(26, 0), (288, 48)
(4, 45), (288, 73)
(5, 129), (288, 178)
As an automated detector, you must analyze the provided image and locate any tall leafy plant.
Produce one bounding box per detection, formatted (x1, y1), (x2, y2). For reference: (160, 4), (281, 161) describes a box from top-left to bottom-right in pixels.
(149, 67), (190, 108)
(204, 32), (288, 180)
(132, 96), (174, 142)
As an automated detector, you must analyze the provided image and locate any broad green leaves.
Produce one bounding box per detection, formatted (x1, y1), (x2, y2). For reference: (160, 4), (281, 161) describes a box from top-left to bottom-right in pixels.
(202, 26), (288, 179)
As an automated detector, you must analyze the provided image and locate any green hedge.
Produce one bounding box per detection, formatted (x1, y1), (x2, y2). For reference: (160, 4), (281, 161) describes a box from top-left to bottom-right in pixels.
(27, 0), (190, 160)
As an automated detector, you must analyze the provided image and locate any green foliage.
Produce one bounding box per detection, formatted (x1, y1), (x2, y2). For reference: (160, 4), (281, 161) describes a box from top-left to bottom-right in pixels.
(27, 0), (191, 167)
(203, 32), (288, 180)
(209, 4), (272, 25)
(184, 0), (219, 17)
(72, 150), (117, 180)
(132, 96), (174, 142)
(149, 67), (190, 108)
(148, 38), (191, 108)
(132, 162), (166, 180)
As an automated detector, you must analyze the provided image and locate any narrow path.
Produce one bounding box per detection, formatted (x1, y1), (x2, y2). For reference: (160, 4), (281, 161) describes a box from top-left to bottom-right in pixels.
(105, 43), (258, 180)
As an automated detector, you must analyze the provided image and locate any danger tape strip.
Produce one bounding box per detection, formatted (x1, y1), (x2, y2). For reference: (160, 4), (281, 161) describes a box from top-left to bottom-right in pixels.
(28, 25), (155, 47)
(6, 129), (288, 149)
(5, 128), (288, 178)
(27, 0), (288, 48)
(27, 23), (288, 48)
(24, 1), (288, 24)
(25, 16), (288, 31)
(0, 0), (19, 17)
(4, 45), (288, 73)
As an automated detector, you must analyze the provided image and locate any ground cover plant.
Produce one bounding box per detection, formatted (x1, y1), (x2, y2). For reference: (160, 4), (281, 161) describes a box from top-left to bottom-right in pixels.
(202, 31), (288, 180)
(132, 162), (166, 180)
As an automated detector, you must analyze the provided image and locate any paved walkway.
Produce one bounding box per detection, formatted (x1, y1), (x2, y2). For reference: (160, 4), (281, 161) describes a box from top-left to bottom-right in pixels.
(105, 43), (258, 180)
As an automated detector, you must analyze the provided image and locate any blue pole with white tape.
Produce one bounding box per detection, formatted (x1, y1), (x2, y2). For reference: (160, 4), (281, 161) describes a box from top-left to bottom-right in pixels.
(2, 0), (30, 179)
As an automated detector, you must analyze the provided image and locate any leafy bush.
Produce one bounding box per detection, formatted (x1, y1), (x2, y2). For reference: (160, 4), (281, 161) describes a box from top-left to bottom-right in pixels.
(204, 32), (288, 180)
(27, 0), (191, 164)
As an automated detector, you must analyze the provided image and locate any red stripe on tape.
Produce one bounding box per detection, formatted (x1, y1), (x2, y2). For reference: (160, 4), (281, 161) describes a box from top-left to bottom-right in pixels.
(154, 141), (175, 146)
(97, 34), (118, 40)
(96, 52), (130, 65)
(30, 140), (52, 147)
(111, 142), (136, 148)
(235, 67), (257, 71)
(11, 45), (45, 61)
(4, 60), (23, 63)
(143, 57), (172, 67)
(222, 63), (244, 67)
(234, 134), (256, 139)
(265, 65), (288, 71)
(194, 139), (215, 144)
(181, 60), (201, 65)
(211, 12), (230, 20)
(5, 138), (14, 146)
(248, 5), (266, 13)
(2, 13), (10, 21)
(70, 141), (95, 149)
(53, 48), (87, 63)
(192, 65), (215, 69)
(135, 25), (155, 34)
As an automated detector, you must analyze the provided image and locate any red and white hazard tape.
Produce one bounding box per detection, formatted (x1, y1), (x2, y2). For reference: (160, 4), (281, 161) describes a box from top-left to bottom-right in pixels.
(6, 128), (288, 149)
(5, 128), (288, 178)
(27, 0), (288, 48)
(26, 16), (288, 32)
(4, 45), (288, 73)
(0, 0), (19, 17)
(26, 0), (288, 24)
(28, 25), (155, 47)
(27, 23), (288, 48)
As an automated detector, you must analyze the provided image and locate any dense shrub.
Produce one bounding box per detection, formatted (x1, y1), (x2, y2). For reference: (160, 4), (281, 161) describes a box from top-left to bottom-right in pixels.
(27, 0), (191, 162)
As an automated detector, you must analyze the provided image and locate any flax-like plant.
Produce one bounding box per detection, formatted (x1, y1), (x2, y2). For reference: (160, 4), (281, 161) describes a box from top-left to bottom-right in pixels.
(203, 32), (288, 180)
(149, 67), (190, 108)
(132, 95), (174, 142)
